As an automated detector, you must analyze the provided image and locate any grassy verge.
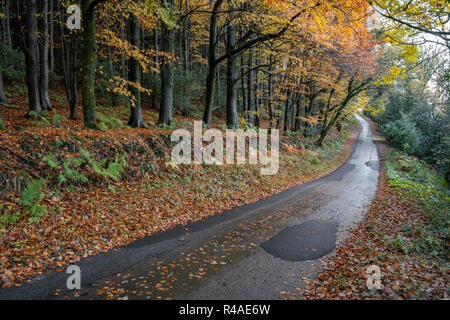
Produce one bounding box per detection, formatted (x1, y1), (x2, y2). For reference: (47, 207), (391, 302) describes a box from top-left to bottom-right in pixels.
(304, 120), (449, 300)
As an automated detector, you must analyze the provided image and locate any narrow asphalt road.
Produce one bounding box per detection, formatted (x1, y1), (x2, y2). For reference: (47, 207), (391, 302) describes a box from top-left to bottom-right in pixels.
(0, 115), (379, 300)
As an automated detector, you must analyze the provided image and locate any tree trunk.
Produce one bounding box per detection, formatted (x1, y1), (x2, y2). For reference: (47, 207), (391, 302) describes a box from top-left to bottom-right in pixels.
(150, 18), (159, 110)
(24, 0), (42, 117)
(61, 10), (79, 121)
(283, 94), (291, 133)
(49, 0), (54, 73)
(0, 70), (8, 105)
(294, 95), (303, 132)
(81, 0), (98, 128)
(39, 0), (52, 111)
(5, 0), (12, 47)
(268, 60), (274, 130)
(120, 15), (129, 108)
(247, 47), (255, 125)
(0, 57), (5, 130)
(202, 0), (224, 127)
(158, 0), (175, 126)
(240, 52), (247, 121)
(225, 23), (238, 128)
(128, 14), (145, 128)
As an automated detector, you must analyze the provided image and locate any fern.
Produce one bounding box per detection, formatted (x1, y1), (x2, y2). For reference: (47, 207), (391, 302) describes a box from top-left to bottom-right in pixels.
(80, 149), (125, 182)
(51, 113), (67, 127)
(42, 154), (60, 169)
(62, 158), (88, 183)
(20, 179), (48, 223)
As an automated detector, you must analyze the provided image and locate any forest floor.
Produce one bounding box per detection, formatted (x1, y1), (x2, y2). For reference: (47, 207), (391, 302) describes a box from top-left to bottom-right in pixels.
(0, 83), (360, 288)
(300, 117), (449, 300)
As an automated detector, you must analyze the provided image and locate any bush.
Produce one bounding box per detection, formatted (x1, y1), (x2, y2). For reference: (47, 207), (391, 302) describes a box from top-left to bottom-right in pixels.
(382, 115), (422, 155)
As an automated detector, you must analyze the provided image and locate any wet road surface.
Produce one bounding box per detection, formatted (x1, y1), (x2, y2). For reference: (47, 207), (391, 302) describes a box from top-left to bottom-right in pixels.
(0, 115), (379, 300)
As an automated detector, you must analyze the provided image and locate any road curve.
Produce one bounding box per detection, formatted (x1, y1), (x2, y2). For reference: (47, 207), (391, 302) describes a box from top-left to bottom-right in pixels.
(0, 115), (379, 300)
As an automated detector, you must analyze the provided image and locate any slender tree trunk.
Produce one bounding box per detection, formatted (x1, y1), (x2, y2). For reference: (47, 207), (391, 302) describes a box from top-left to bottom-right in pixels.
(240, 52), (247, 121)
(225, 23), (238, 128)
(202, 0), (224, 127)
(0, 63), (5, 130)
(283, 94), (291, 133)
(120, 15), (129, 108)
(0, 70), (8, 105)
(5, 0), (12, 47)
(247, 47), (255, 125)
(1, 1), (5, 44)
(39, 0), (52, 111)
(158, 0), (175, 126)
(81, 0), (98, 128)
(128, 14), (145, 128)
(254, 54), (261, 127)
(61, 10), (79, 121)
(150, 18), (159, 110)
(24, 0), (42, 117)
(268, 60), (274, 130)
(183, 0), (190, 71)
(49, 0), (54, 73)
(294, 95), (303, 132)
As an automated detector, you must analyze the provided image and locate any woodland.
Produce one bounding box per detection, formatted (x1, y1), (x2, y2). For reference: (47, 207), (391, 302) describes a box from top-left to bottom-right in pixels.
(0, 0), (448, 298)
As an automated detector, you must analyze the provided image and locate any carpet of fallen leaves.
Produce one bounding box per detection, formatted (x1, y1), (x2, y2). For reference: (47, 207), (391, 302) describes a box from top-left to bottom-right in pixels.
(300, 117), (449, 300)
(0, 86), (360, 288)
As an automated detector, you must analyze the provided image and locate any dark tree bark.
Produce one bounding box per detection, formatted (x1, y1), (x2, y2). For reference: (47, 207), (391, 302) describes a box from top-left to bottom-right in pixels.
(128, 14), (145, 128)
(24, 0), (42, 117)
(80, 0), (106, 128)
(294, 95), (303, 132)
(5, 0), (12, 47)
(39, 0), (52, 111)
(120, 15), (129, 108)
(268, 59), (274, 130)
(61, 6), (79, 121)
(202, 0), (225, 127)
(283, 93), (291, 133)
(150, 18), (159, 110)
(158, 0), (175, 126)
(49, 0), (54, 73)
(225, 23), (238, 128)
(240, 52), (247, 121)
(0, 70), (8, 105)
(0, 69), (6, 130)
(247, 46), (255, 125)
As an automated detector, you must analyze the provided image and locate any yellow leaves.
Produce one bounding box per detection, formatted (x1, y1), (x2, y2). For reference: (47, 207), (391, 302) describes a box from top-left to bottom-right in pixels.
(298, 116), (320, 125)
(374, 65), (406, 85)
(346, 92), (370, 114)
(266, 0), (289, 9)
(401, 45), (419, 64)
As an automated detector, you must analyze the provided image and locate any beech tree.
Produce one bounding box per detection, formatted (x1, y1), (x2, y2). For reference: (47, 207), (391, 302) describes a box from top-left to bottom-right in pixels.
(24, 0), (42, 117)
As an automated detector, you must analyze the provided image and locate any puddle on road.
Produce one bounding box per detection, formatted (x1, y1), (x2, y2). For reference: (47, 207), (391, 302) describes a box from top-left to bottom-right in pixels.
(322, 163), (356, 181)
(261, 220), (338, 261)
(365, 160), (380, 171)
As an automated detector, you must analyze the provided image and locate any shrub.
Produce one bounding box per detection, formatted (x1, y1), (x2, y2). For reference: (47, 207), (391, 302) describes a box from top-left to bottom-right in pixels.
(382, 115), (422, 155)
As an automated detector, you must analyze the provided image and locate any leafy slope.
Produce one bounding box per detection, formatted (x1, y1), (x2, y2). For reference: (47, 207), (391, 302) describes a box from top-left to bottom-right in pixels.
(0, 116), (359, 288)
